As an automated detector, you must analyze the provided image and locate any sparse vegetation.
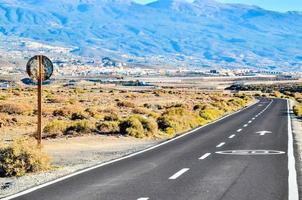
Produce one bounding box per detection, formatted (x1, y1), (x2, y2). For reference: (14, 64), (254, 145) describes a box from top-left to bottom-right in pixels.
(96, 121), (120, 134)
(294, 104), (302, 118)
(120, 115), (158, 138)
(157, 107), (206, 136)
(0, 86), (254, 141)
(117, 101), (135, 108)
(0, 138), (51, 177)
(0, 103), (32, 115)
(43, 120), (69, 138)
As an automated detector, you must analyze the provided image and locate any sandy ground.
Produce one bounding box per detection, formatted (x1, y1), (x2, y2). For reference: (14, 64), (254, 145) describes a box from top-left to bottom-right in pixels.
(0, 135), (159, 198)
(290, 100), (302, 196)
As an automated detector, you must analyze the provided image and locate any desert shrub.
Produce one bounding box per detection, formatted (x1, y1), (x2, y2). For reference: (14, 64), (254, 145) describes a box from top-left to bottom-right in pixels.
(199, 107), (224, 121)
(228, 98), (246, 107)
(96, 121), (120, 134)
(0, 103), (32, 115)
(43, 120), (69, 138)
(143, 103), (152, 108)
(0, 113), (17, 128)
(148, 111), (160, 119)
(104, 113), (120, 121)
(193, 104), (206, 111)
(71, 112), (89, 120)
(273, 91), (282, 98)
(0, 138), (51, 177)
(74, 88), (85, 94)
(0, 95), (8, 101)
(293, 104), (302, 118)
(53, 105), (83, 118)
(132, 107), (151, 115)
(117, 101), (135, 108)
(46, 96), (66, 103)
(120, 115), (158, 138)
(85, 107), (103, 119)
(64, 120), (93, 136)
(157, 107), (206, 136)
(102, 107), (118, 114)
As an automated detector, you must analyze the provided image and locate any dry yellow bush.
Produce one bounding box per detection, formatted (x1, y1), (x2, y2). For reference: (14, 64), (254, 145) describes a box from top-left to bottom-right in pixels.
(0, 137), (51, 177)
(0, 103), (33, 115)
(53, 105), (84, 118)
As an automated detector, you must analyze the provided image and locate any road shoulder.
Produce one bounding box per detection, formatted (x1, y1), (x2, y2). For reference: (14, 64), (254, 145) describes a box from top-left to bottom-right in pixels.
(290, 100), (302, 198)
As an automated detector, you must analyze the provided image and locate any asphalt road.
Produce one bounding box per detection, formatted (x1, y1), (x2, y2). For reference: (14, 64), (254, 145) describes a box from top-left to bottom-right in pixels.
(7, 98), (299, 200)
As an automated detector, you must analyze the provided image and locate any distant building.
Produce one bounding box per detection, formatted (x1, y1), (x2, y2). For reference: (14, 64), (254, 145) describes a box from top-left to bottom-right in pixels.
(0, 81), (10, 88)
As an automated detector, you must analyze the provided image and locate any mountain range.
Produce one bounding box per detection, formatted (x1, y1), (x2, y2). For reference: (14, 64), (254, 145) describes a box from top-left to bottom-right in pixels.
(0, 0), (302, 71)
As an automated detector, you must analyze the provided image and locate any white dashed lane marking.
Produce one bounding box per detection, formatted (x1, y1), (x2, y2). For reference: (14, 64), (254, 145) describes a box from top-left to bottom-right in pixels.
(237, 129), (242, 132)
(216, 142), (225, 148)
(137, 198), (149, 200)
(199, 153), (211, 160)
(229, 134), (236, 139)
(243, 124), (248, 127)
(169, 168), (190, 180)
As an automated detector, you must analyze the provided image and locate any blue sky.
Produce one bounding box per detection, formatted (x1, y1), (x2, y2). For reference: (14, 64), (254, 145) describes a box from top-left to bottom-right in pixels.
(134, 0), (302, 12)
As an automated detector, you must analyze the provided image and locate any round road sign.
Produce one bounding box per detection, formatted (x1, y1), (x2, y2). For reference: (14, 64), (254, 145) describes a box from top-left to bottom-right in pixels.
(26, 55), (53, 81)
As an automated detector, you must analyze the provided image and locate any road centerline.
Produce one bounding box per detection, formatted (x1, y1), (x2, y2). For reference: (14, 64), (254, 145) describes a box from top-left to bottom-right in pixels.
(169, 168), (190, 180)
(199, 153), (211, 160)
(216, 142), (225, 148)
(228, 134), (236, 139)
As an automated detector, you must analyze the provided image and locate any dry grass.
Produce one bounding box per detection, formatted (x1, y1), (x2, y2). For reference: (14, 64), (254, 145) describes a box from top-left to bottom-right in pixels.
(0, 103), (33, 115)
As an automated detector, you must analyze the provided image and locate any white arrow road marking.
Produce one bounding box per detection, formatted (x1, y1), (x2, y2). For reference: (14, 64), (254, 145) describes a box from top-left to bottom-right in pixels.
(256, 131), (272, 136)
(199, 153), (211, 160)
(169, 168), (190, 180)
(216, 142), (225, 148)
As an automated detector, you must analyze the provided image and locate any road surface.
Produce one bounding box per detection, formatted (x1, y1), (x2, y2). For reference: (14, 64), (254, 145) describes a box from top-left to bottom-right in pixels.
(6, 98), (299, 200)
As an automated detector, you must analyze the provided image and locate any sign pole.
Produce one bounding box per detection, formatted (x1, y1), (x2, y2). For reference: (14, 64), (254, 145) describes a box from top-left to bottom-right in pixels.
(26, 55), (53, 147)
(37, 55), (43, 147)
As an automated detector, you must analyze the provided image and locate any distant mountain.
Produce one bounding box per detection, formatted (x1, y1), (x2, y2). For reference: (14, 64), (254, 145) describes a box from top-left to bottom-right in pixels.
(0, 0), (301, 71)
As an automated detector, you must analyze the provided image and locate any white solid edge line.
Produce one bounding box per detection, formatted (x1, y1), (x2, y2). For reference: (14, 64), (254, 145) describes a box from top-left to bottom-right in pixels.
(287, 100), (299, 200)
(228, 134), (236, 139)
(169, 168), (190, 180)
(1, 100), (260, 200)
(216, 142), (225, 148)
(199, 153), (211, 160)
(137, 198), (149, 200)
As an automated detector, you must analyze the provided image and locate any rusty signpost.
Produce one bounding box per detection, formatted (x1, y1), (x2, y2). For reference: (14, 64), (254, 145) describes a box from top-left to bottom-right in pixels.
(26, 55), (53, 147)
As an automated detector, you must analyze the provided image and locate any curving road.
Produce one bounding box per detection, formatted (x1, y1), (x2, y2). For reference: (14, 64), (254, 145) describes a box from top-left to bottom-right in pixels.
(5, 98), (299, 200)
